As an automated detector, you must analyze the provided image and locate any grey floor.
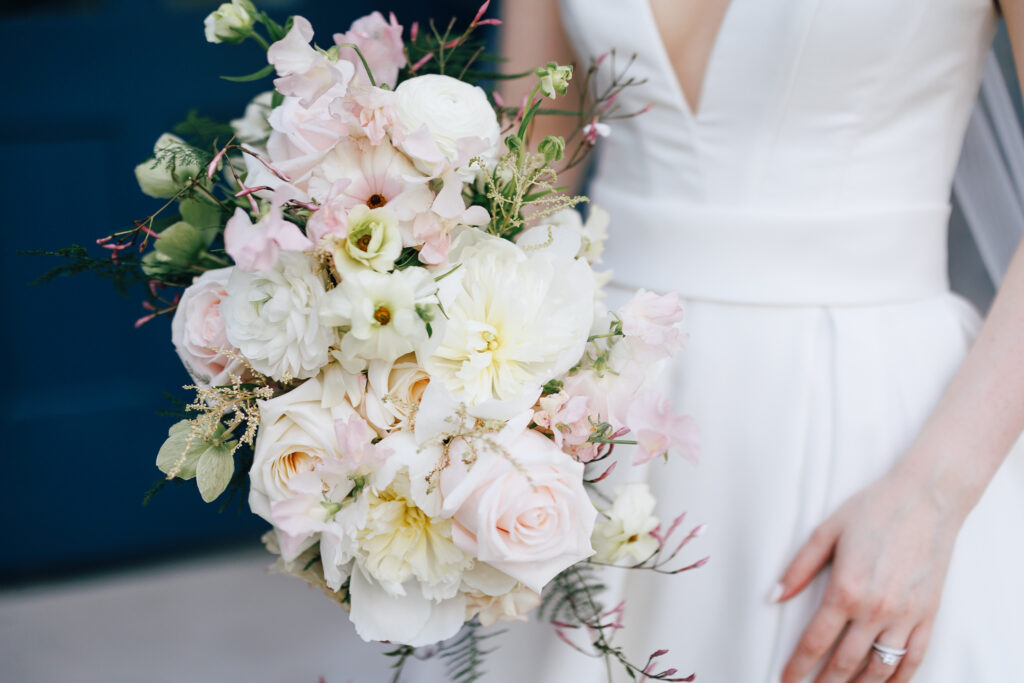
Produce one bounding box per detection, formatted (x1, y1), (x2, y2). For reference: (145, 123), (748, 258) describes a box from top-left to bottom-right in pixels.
(0, 549), (452, 683)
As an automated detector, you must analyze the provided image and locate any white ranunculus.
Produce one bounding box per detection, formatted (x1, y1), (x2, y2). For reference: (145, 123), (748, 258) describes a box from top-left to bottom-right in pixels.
(393, 74), (501, 176)
(320, 266), (438, 368)
(134, 133), (203, 199)
(223, 251), (335, 381)
(171, 267), (246, 387)
(591, 483), (660, 565)
(418, 228), (594, 418)
(203, 0), (254, 44)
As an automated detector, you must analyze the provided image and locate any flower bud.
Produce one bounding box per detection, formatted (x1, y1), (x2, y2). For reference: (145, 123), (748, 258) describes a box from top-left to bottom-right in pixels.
(203, 0), (254, 44)
(538, 135), (565, 163)
(535, 62), (573, 99)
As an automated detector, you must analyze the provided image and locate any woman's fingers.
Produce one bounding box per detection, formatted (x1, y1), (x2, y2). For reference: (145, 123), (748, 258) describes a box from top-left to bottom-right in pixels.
(814, 623), (876, 683)
(886, 621), (933, 683)
(776, 518), (841, 602)
(781, 603), (848, 683)
(852, 626), (914, 683)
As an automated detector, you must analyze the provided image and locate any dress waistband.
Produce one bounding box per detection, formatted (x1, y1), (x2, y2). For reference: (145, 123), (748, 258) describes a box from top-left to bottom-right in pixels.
(594, 190), (951, 306)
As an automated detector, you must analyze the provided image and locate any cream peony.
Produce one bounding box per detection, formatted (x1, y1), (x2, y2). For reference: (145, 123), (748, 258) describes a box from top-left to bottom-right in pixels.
(171, 267), (246, 387)
(223, 251), (335, 381)
(591, 483), (660, 565)
(439, 415), (598, 593)
(419, 228), (594, 418)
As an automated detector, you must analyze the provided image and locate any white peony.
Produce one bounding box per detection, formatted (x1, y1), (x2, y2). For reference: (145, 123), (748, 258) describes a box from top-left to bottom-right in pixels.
(223, 251), (335, 381)
(591, 483), (660, 565)
(320, 266), (438, 368)
(418, 229), (594, 418)
(393, 74), (501, 177)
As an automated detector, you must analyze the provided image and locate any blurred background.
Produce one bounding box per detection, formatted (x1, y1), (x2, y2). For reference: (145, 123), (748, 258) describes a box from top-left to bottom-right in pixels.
(0, 0), (1017, 681)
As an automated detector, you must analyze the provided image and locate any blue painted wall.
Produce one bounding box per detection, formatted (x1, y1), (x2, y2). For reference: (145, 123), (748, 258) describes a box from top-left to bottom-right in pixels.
(0, 0), (485, 583)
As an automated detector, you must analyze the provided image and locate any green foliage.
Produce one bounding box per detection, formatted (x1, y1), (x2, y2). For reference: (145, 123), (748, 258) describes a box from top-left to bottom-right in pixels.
(155, 419), (238, 503)
(21, 245), (146, 295)
(540, 563), (606, 626)
(141, 219), (228, 283)
(172, 109), (236, 149)
(386, 620), (500, 683)
(221, 64), (275, 83)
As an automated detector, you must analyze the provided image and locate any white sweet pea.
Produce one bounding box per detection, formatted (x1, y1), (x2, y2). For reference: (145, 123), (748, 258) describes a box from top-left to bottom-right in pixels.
(134, 133), (203, 199)
(267, 16), (355, 108)
(393, 74), (501, 178)
(320, 266), (438, 368)
(203, 0), (254, 44)
(418, 228), (594, 418)
(223, 251), (335, 381)
(230, 91), (273, 146)
(591, 483), (660, 565)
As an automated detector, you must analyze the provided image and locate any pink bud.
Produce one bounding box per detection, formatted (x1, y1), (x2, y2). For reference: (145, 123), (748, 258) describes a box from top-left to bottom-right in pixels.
(95, 235), (112, 245)
(235, 186), (270, 198)
(410, 21), (419, 40)
(134, 314), (156, 328)
(410, 52), (434, 73)
(636, 102), (655, 115)
(471, 0), (491, 26)
(475, 18), (501, 26)
(142, 301), (156, 311)
(207, 145), (228, 180)
(492, 90), (504, 108)
(650, 649), (669, 658)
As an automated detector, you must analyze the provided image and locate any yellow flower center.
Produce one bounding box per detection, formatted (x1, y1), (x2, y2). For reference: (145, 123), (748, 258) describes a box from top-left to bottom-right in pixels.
(366, 193), (387, 209)
(481, 330), (500, 351)
(374, 305), (392, 326)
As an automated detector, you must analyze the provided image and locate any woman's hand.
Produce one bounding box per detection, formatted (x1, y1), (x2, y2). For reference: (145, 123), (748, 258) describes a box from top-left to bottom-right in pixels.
(776, 471), (965, 683)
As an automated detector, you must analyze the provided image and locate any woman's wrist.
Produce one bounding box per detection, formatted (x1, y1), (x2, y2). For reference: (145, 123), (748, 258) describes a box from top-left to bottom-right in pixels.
(890, 436), (989, 526)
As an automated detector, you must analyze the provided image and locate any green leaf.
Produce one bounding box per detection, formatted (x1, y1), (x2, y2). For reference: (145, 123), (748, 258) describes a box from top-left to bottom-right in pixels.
(179, 199), (224, 245)
(155, 420), (207, 480)
(154, 221), (206, 265)
(196, 441), (236, 503)
(172, 110), (234, 149)
(221, 64), (275, 83)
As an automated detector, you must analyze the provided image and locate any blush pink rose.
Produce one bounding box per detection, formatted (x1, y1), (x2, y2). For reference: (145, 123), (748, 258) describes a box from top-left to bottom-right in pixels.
(439, 425), (597, 593)
(626, 390), (700, 466)
(334, 12), (405, 88)
(171, 267), (247, 386)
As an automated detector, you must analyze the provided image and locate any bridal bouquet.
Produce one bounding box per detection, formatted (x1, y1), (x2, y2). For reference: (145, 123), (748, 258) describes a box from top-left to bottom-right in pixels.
(36, 2), (703, 680)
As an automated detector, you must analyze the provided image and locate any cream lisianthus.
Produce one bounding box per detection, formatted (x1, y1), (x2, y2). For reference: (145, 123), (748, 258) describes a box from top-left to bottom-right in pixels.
(419, 228), (594, 418)
(320, 266), (437, 368)
(591, 483), (660, 565)
(330, 205), (403, 273)
(223, 251), (335, 381)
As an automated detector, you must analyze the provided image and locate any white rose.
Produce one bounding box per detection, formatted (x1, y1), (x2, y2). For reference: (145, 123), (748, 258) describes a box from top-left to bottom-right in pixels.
(361, 353), (431, 433)
(134, 133), (203, 199)
(171, 267), (247, 387)
(591, 483), (660, 565)
(418, 228), (594, 419)
(223, 251), (335, 381)
(320, 266), (437, 369)
(394, 74), (501, 177)
(204, 0), (254, 44)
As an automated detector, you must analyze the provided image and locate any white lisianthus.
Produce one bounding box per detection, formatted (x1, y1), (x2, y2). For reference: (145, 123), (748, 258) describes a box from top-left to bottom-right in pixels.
(419, 229), (594, 418)
(393, 74), (501, 176)
(331, 205), (403, 273)
(134, 133), (203, 199)
(223, 251), (335, 381)
(203, 0), (254, 44)
(321, 266), (437, 368)
(230, 91), (273, 146)
(591, 483), (660, 565)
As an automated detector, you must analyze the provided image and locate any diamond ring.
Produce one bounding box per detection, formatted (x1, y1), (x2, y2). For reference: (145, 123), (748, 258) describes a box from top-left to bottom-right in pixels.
(871, 642), (909, 667)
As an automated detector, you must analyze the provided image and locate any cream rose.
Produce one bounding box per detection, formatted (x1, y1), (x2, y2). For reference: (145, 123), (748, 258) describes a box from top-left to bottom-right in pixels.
(361, 353), (431, 433)
(171, 267), (247, 387)
(439, 419), (597, 593)
(249, 375), (358, 524)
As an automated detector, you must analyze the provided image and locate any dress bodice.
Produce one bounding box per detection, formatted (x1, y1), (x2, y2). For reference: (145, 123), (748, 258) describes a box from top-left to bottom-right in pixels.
(559, 0), (998, 208)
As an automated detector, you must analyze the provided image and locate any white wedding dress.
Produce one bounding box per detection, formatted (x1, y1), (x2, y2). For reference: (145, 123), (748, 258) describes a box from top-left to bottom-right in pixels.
(486, 1), (1024, 681)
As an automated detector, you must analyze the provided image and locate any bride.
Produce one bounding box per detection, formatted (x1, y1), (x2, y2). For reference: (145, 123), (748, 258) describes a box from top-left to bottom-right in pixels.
(493, 0), (1024, 681)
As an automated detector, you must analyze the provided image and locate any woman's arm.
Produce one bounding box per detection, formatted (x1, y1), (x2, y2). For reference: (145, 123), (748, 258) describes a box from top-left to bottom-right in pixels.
(777, 8), (1024, 683)
(499, 0), (588, 193)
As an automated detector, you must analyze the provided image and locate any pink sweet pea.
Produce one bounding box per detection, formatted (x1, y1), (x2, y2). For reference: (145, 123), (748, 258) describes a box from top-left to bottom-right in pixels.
(532, 391), (602, 463)
(334, 413), (389, 470)
(224, 200), (313, 271)
(626, 391), (699, 466)
(334, 12), (405, 88)
(618, 289), (687, 360)
(268, 16), (354, 108)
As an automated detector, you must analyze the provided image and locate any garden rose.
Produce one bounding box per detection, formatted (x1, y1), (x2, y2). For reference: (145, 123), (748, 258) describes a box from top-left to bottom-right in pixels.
(171, 267), (246, 387)
(439, 417), (598, 593)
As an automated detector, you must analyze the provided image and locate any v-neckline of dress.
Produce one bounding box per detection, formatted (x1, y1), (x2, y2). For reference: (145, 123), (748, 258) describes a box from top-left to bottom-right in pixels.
(641, 0), (737, 122)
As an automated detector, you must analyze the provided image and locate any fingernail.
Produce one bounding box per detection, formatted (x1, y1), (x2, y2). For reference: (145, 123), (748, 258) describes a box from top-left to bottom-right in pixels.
(768, 582), (784, 603)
